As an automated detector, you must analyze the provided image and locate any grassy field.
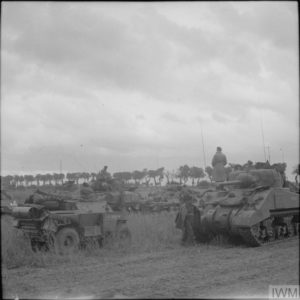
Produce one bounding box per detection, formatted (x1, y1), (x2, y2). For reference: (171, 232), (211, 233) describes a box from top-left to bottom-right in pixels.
(1, 208), (181, 270)
(2, 187), (299, 299)
(1, 186), (183, 269)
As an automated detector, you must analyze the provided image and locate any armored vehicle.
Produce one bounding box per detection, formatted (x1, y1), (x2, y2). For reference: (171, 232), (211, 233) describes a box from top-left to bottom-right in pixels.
(11, 190), (131, 254)
(177, 169), (299, 246)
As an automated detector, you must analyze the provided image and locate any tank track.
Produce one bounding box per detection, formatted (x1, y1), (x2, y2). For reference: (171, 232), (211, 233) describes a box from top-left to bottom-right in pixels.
(238, 217), (299, 247)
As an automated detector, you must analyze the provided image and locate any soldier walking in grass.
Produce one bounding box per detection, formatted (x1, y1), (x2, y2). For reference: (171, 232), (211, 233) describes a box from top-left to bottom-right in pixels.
(212, 146), (227, 182)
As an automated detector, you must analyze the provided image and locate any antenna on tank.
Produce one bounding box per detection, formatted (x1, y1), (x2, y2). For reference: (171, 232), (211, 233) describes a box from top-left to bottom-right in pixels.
(260, 116), (267, 162)
(201, 126), (207, 169)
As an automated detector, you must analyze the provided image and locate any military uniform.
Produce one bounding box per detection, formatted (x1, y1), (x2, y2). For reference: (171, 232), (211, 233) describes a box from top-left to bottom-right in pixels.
(175, 190), (197, 245)
(212, 147), (227, 182)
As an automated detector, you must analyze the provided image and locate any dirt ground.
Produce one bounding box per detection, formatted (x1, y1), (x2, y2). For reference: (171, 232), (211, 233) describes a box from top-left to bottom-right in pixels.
(2, 237), (299, 299)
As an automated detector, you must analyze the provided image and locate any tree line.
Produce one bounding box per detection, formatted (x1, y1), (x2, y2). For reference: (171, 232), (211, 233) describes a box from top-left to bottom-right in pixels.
(1, 161), (299, 189)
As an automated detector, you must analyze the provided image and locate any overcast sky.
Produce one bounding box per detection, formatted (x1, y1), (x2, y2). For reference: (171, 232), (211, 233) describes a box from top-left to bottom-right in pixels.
(1, 1), (299, 178)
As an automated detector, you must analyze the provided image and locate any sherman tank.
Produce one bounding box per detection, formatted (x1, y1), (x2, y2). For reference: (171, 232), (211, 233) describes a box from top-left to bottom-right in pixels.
(178, 169), (299, 246)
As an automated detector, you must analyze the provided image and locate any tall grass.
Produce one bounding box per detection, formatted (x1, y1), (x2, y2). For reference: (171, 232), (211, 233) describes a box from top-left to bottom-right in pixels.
(127, 211), (181, 252)
(1, 211), (182, 269)
(1, 215), (42, 268)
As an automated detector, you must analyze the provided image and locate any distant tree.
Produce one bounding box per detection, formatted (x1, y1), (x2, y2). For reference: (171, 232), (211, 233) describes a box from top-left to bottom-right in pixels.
(90, 172), (97, 182)
(132, 170), (146, 185)
(122, 172), (132, 184)
(81, 172), (90, 183)
(178, 165), (190, 184)
(19, 175), (25, 186)
(175, 169), (182, 185)
(24, 174), (35, 186)
(164, 170), (172, 185)
(189, 166), (205, 185)
(12, 175), (18, 187)
(205, 166), (213, 182)
(140, 168), (150, 185)
(45, 173), (53, 185)
(73, 172), (81, 185)
(113, 172), (132, 184)
(39, 174), (46, 186)
(66, 173), (74, 182)
(58, 173), (65, 185)
(170, 170), (178, 184)
(1, 175), (14, 188)
(52, 173), (60, 185)
(147, 167), (164, 185)
(35, 174), (43, 186)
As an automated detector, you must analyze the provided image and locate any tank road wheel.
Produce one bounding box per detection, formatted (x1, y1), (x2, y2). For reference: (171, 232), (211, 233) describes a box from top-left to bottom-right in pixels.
(55, 227), (80, 255)
(239, 217), (298, 247)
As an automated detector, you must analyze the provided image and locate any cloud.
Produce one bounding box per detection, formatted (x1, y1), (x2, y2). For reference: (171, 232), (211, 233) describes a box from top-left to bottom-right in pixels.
(161, 112), (184, 124)
(1, 2), (298, 176)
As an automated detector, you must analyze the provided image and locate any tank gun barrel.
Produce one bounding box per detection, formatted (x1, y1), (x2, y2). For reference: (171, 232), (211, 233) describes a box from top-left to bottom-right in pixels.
(216, 180), (241, 187)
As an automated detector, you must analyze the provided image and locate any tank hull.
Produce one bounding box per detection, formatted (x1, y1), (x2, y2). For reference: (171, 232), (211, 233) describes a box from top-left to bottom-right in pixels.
(192, 169), (300, 246)
(199, 186), (299, 246)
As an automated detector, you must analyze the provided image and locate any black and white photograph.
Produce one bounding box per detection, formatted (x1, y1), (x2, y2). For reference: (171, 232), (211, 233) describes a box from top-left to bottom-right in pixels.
(1, 1), (299, 299)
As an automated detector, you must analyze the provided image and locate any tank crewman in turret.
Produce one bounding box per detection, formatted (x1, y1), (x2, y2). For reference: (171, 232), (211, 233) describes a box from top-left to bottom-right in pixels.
(80, 182), (95, 201)
(94, 166), (113, 191)
(212, 146), (227, 182)
(97, 165), (112, 181)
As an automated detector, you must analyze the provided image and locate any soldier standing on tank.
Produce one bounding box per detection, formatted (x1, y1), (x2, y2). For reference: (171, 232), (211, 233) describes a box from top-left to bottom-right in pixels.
(212, 146), (227, 182)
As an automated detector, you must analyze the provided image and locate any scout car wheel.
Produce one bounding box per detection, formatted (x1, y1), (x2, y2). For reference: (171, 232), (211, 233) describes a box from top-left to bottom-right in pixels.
(55, 227), (80, 255)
